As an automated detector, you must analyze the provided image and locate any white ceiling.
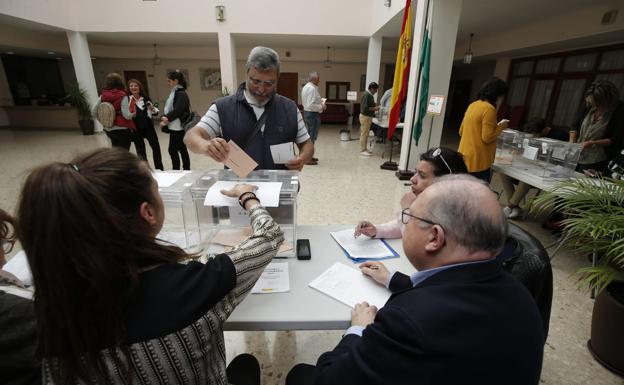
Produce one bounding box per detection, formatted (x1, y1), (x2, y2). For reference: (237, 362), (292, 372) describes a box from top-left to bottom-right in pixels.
(0, 0), (620, 58)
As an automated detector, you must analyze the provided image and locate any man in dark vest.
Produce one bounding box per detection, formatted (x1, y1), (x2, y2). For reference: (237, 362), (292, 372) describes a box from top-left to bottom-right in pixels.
(185, 46), (314, 170)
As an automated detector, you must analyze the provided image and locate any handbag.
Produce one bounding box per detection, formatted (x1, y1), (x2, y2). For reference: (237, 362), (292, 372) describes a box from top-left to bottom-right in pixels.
(182, 111), (201, 132)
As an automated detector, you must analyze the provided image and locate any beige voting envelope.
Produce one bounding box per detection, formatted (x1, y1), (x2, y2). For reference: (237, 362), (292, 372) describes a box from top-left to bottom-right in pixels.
(224, 140), (258, 178)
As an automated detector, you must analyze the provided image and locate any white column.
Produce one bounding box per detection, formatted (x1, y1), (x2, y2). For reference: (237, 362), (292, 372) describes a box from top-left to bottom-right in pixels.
(218, 32), (237, 94)
(365, 34), (382, 100)
(398, 0), (462, 171)
(66, 31), (103, 132)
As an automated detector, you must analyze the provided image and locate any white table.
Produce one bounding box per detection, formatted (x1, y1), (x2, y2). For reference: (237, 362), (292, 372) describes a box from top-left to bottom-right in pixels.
(223, 225), (414, 331)
(492, 161), (584, 191)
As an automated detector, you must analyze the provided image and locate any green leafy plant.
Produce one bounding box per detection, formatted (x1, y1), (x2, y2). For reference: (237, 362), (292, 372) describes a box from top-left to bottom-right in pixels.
(530, 177), (624, 293)
(65, 86), (92, 121)
(219, 86), (231, 97)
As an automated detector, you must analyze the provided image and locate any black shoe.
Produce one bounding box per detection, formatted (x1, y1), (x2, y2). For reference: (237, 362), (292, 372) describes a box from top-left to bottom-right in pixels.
(307, 159), (318, 165)
(312, 157), (319, 162)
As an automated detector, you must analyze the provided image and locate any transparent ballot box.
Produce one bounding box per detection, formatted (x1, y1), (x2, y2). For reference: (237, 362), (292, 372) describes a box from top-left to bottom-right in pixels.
(191, 169), (298, 258)
(495, 129), (525, 165)
(155, 171), (204, 251)
(516, 138), (582, 179)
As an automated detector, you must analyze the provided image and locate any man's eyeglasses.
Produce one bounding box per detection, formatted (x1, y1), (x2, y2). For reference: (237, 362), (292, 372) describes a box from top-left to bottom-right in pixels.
(431, 148), (453, 174)
(248, 76), (276, 88)
(401, 208), (440, 227)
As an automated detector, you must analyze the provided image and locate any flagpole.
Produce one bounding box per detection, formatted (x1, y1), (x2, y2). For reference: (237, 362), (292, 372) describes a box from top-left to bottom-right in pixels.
(396, 0), (432, 180)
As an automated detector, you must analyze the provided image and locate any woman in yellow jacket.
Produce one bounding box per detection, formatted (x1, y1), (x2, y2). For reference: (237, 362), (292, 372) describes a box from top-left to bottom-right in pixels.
(458, 77), (509, 182)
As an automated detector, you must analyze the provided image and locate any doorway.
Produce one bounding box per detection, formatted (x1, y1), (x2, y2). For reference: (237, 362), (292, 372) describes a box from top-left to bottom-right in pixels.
(123, 71), (150, 96)
(278, 72), (299, 103)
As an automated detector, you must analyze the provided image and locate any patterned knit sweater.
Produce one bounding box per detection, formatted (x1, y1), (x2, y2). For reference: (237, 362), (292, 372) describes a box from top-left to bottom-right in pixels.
(43, 206), (283, 385)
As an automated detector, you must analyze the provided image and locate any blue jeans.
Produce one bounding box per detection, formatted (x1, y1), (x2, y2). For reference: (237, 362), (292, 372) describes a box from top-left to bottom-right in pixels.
(304, 111), (321, 143)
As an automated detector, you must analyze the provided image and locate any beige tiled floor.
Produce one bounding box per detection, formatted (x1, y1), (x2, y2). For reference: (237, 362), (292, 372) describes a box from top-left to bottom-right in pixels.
(1, 125), (621, 384)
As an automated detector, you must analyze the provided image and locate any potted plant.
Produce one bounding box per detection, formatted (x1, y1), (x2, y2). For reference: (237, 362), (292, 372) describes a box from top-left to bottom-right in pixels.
(531, 177), (624, 376)
(65, 86), (94, 135)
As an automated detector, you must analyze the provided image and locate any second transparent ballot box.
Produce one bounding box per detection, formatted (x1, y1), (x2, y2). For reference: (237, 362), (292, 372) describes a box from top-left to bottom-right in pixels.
(155, 171), (204, 252)
(517, 137), (582, 179)
(191, 169), (298, 258)
(495, 129), (525, 165)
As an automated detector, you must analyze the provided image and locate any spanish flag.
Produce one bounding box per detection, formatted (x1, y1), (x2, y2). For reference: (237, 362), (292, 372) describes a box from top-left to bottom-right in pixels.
(387, 0), (413, 140)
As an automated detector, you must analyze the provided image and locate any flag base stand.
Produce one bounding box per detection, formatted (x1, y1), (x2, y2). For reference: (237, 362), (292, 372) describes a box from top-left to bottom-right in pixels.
(395, 169), (414, 180)
(380, 161), (398, 171)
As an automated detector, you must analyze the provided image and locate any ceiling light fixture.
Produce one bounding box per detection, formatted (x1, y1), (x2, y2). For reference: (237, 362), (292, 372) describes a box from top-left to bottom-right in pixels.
(463, 33), (474, 64)
(384, 0), (391, 7)
(324, 46), (332, 68)
(152, 43), (161, 65)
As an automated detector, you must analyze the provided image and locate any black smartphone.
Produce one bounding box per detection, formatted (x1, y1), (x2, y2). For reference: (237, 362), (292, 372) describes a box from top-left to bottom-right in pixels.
(297, 239), (311, 260)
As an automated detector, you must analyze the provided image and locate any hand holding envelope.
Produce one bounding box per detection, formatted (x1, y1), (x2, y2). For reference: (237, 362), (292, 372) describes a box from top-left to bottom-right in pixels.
(223, 140), (258, 178)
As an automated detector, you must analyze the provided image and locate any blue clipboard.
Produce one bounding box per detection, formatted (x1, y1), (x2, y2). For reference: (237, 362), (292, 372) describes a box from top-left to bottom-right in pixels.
(334, 237), (400, 263)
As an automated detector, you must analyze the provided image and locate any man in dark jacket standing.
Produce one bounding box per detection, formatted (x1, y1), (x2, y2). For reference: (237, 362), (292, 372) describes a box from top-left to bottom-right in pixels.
(287, 175), (544, 385)
(185, 46), (314, 170)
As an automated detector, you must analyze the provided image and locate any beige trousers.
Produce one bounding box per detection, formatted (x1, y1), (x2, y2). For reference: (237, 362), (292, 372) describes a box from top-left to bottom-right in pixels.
(500, 174), (533, 206)
(359, 114), (373, 152)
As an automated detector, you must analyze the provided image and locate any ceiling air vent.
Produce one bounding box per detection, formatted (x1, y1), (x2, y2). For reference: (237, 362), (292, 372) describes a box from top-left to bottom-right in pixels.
(601, 9), (618, 25)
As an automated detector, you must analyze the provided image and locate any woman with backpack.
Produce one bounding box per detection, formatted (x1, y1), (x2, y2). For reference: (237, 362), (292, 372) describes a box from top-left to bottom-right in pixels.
(160, 70), (191, 170)
(94, 73), (135, 150)
(127, 78), (164, 170)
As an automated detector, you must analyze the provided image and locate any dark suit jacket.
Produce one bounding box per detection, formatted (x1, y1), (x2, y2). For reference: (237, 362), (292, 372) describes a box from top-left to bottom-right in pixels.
(314, 260), (544, 385)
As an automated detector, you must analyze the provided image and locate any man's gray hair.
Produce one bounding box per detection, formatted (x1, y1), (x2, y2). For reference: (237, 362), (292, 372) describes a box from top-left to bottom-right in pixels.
(246, 46), (280, 73)
(423, 174), (507, 255)
(308, 71), (319, 81)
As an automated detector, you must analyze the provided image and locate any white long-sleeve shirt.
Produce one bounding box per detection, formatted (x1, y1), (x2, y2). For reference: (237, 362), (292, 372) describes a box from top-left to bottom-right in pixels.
(301, 82), (323, 113)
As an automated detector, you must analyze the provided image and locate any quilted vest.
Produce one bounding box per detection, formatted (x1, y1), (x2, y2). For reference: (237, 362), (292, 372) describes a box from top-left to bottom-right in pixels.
(215, 83), (298, 170)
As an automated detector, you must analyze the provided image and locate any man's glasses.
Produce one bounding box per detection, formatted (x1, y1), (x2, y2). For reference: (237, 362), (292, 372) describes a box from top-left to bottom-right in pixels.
(401, 208), (440, 227)
(248, 76), (276, 88)
(432, 148), (453, 174)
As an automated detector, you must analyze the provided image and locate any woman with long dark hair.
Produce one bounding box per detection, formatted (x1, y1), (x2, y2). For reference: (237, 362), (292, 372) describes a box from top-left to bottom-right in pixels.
(457, 77), (509, 182)
(0, 208), (39, 385)
(94, 73), (136, 150)
(160, 70), (191, 170)
(127, 78), (164, 170)
(17, 148), (282, 384)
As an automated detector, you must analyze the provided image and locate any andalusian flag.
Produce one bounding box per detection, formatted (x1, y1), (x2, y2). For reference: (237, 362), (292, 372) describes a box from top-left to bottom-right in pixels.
(387, 0), (413, 140)
(413, 4), (432, 144)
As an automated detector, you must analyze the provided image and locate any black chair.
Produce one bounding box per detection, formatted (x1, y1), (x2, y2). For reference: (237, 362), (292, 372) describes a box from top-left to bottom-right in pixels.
(500, 222), (553, 342)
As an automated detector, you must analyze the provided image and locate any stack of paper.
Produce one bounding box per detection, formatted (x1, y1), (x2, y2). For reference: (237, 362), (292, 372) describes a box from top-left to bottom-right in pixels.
(251, 262), (290, 294)
(308, 262), (391, 309)
(330, 229), (399, 262)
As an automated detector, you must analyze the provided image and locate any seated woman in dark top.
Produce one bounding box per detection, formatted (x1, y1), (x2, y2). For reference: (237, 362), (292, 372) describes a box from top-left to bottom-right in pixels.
(0, 208), (39, 385)
(17, 148), (283, 385)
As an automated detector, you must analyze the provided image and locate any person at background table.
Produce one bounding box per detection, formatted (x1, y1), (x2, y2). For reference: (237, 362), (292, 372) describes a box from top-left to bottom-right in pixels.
(457, 77), (509, 182)
(359, 82), (380, 157)
(354, 147), (468, 239)
(500, 117), (568, 219)
(0, 208), (40, 385)
(574, 80), (621, 174)
(286, 175), (544, 385)
(127, 78), (164, 170)
(17, 148), (283, 385)
(93, 72), (136, 150)
(184, 46), (314, 171)
(160, 70), (191, 170)
(301, 71), (325, 165)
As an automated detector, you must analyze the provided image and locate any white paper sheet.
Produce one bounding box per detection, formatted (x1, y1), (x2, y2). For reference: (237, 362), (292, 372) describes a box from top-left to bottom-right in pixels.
(203, 181), (282, 207)
(523, 146), (539, 160)
(330, 229), (396, 260)
(251, 262), (290, 294)
(308, 262), (391, 309)
(153, 171), (192, 188)
(2, 250), (33, 287)
(270, 142), (296, 164)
